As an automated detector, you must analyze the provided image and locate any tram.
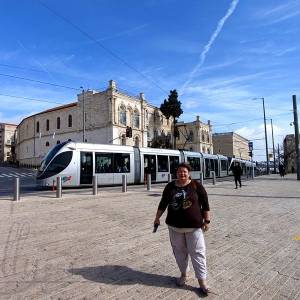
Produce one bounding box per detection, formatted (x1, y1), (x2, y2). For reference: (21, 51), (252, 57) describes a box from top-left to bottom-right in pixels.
(36, 141), (255, 187)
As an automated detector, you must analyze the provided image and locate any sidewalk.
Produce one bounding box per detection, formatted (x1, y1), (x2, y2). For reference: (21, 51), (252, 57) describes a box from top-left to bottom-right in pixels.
(0, 174), (299, 299)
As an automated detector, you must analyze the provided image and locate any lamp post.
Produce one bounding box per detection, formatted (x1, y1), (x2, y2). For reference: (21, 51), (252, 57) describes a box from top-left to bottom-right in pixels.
(253, 97), (269, 174)
(270, 119), (276, 174)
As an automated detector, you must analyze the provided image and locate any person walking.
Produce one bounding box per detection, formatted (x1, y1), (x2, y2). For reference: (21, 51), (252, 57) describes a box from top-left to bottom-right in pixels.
(232, 162), (243, 189)
(279, 164), (285, 177)
(153, 163), (210, 296)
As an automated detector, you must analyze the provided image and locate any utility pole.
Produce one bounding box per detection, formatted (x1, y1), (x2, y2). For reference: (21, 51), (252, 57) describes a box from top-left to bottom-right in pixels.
(81, 88), (85, 143)
(292, 95), (300, 180)
(270, 119), (276, 173)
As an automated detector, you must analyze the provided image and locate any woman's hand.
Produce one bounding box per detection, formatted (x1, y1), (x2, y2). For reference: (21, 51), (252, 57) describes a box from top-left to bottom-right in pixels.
(154, 217), (160, 226)
(202, 223), (209, 232)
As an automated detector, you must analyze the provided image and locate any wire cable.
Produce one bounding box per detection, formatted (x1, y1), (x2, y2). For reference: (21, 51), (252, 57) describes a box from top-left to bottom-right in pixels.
(38, 0), (168, 94)
(0, 93), (66, 105)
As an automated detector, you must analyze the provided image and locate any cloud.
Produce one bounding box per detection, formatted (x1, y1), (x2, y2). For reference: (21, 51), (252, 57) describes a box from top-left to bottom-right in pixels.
(255, 1), (300, 25)
(180, 0), (240, 94)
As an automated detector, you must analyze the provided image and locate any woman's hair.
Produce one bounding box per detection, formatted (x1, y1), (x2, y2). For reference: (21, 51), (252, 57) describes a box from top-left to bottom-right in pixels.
(176, 162), (191, 172)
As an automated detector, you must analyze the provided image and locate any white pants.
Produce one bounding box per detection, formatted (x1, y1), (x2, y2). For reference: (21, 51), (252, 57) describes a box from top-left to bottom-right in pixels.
(168, 228), (207, 280)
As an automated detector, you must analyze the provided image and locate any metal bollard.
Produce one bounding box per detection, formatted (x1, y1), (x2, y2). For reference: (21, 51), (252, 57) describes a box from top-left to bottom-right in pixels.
(93, 175), (98, 195)
(13, 177), (20, 201)
(168, 173), (172, 183)
(147, 174), (152, 191)
(122, 174), (127, 192)
(200, 171), (204, 185)
(56, 177), (62, 198)
(212, 171), (216, 185)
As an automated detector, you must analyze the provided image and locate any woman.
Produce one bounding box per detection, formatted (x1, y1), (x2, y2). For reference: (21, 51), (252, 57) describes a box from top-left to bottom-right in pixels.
(154, 162), (210, 295)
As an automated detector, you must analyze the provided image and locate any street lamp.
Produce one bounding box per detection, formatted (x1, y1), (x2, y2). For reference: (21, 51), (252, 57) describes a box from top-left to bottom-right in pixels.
(253, 97), (269, 174)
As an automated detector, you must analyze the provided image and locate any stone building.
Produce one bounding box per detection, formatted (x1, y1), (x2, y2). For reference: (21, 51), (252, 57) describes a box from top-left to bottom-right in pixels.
(15, 80), (172, 166)
(176, 116), (213, 153)
(283, 134), (299, 173)
(0, 123), (17, 163)
(213, 132), (250, 160)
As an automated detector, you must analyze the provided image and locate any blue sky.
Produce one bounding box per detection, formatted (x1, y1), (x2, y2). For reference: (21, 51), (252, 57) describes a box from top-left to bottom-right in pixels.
(0, 0), (299, 161)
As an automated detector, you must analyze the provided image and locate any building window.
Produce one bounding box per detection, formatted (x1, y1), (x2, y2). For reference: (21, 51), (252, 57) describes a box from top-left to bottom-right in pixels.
(57, 140), (60, 144)
(189, 130), (194, 142)
(46, 141), (50, 147)
(133, 110), (139, 128)
(46, 120), (50, 131)
(57, 117), (60, 129)
(68, 115), (72, 127)
(119, 105), (126, 125)
(36, 121), (40, 133)
(135, 136), (139, 147)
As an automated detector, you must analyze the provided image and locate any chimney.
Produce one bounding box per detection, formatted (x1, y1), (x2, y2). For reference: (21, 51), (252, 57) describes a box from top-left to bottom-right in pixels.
(196, 115), (200, 122)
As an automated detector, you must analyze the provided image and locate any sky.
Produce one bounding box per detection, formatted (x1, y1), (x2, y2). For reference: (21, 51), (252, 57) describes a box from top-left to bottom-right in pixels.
(0, 0), (299, 161)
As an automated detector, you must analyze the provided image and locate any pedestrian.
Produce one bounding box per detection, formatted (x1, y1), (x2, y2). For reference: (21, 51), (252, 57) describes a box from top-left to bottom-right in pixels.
(153, 162), (210, 296)
(231, 162), (243, 189)
(279, 164), (285, 177)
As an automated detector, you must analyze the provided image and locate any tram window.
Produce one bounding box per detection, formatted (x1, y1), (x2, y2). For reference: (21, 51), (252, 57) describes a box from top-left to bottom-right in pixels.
(158, 155), (168, 172)
(114, 153), (130, 173)
(187, 157), (200, 171)
(95, 153), (113, 173)
(221, 160), (228, 171)
(169, 156), (179, 178)
(38, 151), (73, 179)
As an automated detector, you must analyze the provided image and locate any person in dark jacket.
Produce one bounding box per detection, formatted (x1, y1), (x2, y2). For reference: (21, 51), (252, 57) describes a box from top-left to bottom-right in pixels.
(153, 163), (210, 295)
(232, 162), (243, 189)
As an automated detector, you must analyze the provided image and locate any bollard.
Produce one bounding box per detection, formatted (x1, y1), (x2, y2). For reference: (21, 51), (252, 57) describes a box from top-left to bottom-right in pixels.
(93, 175), (98, 195)
(168, 173), (172, 183)
(122, 174), (127, 192)
(212, 171), (216, 185)
(13, 177), (20, 201)
(200, 171), (204, 185)
(56, 176), (62, 198)
(52, 180), (56, 192)
(147, 174), (152, 191)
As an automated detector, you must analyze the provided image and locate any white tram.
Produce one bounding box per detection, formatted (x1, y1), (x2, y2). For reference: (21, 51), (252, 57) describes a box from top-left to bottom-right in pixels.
(36, 141), (255, 187)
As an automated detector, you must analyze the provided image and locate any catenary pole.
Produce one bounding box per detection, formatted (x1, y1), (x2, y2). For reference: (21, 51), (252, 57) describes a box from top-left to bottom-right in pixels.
(262, 98), (270, 174)
(270, 119), (276, 173)
(292, 95), (300, 180)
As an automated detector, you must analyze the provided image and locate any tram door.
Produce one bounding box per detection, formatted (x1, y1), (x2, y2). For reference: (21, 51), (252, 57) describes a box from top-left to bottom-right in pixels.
(80, 152), (93, 184)
(144, 155), (156, 182)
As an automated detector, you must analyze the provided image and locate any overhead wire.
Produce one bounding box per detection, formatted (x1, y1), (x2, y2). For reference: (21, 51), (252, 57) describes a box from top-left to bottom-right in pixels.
(37, 0), (169, 94)
(0, 93), (66, 105)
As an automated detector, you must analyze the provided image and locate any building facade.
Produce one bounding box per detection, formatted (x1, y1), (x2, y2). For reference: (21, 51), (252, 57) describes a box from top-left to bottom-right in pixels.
(0, 123), (17, 164)
(283, 134), (299, 173)
(176, 116), (213, 153)
(15, 80), (172, 166)
(213, 132), (250, 160)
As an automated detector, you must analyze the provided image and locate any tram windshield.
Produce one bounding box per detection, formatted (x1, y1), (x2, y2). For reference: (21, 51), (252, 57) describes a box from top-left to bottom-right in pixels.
(39, 141), (69, 172)
(37, 151), (73, 179)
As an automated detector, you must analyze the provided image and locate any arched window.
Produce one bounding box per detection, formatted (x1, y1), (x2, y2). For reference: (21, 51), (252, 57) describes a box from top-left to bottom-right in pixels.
(207, 148), (210, 154)
(202, 132), (205, 142)
(119, 105), (126, 125)
(46, 119), (50, 131)
(133, 109), (139, 128)
(134, 136), (139, 147)
(36, 121), (40, 133)
(145, 110), (148, 120)
(68, 115), (72, 127)
(45, 141), (50, 147)
(57, 117), (60, 129)
(121, 134), (126, 145)
(189, 130), (194, 142)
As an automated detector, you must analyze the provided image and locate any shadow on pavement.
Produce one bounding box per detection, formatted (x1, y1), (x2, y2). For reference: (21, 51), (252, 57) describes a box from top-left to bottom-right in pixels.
(69, 265), (202, 295)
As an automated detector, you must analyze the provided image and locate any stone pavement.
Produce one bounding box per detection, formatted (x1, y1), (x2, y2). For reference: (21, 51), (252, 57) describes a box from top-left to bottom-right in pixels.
(0, 174), (299, 300)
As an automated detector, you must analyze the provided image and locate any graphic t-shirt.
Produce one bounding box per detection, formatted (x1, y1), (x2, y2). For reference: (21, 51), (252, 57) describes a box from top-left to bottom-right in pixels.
(158, 180), (209, 228)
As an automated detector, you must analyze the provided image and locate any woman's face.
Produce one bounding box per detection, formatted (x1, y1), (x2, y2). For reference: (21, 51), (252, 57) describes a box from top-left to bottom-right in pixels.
(176, 167), (190, 182)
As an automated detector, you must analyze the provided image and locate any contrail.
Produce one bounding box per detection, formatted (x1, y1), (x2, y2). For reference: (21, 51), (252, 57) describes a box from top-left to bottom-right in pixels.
(180, 0), (239, 95)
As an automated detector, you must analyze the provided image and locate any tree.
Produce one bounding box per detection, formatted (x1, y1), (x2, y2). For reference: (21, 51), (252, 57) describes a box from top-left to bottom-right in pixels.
(160, 89), (183, 149)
